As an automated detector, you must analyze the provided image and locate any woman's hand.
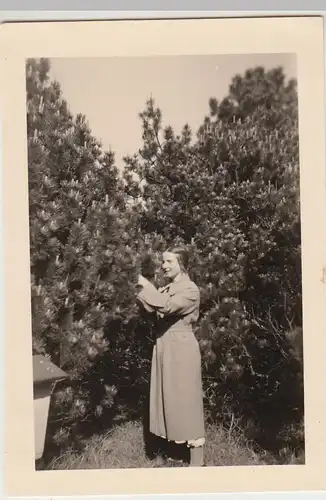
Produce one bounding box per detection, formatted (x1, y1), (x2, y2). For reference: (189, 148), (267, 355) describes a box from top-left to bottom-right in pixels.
(138, 274), (150, 288)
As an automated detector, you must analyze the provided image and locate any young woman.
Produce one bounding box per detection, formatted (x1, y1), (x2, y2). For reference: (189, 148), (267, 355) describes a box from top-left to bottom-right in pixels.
(137, 246), (205, 467)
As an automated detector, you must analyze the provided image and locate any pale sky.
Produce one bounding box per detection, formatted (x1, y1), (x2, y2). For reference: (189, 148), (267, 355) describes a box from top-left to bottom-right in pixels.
(49, 54), (296, 171)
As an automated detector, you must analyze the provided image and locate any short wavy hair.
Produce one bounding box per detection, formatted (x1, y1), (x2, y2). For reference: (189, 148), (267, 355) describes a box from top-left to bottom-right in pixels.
(165, 246), (189, 273)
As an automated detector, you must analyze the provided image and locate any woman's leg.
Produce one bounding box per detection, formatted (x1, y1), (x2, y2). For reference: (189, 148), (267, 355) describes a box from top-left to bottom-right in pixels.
(190, 446), (204, 466)
(166, 441), (188, 463)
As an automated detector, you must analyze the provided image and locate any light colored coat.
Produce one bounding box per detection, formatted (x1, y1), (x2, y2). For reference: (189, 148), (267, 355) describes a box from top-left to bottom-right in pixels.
(138, 274), (205, 443)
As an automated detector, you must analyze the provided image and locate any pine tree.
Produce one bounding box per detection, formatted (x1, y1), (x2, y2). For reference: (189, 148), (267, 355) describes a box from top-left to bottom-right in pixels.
(124, 67), (303, 454)
(27, 58), (148, 450)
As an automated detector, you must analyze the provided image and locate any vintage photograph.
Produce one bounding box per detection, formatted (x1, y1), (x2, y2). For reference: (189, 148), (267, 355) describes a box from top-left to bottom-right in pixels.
(27, 53), (304, 470)
(2, 16), (326, 497)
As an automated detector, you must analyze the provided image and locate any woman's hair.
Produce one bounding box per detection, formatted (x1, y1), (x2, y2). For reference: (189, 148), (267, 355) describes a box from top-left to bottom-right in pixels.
(166, 246), (189, 273)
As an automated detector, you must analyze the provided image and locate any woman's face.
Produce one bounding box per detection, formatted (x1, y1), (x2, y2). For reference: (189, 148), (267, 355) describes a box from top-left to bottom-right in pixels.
(162, 252), (182, 280)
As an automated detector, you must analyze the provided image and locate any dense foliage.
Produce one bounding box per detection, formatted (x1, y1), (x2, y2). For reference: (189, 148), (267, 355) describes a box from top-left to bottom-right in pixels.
(27, 58), (152, 447)
(28, 59), (303, 462)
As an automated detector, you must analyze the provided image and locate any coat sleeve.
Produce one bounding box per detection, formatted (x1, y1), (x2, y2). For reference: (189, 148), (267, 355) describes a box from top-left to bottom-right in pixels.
(137, 282), (199, 316)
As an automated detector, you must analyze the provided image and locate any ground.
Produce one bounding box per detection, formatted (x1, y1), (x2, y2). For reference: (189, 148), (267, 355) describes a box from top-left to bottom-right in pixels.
(47, 420), (277, 470)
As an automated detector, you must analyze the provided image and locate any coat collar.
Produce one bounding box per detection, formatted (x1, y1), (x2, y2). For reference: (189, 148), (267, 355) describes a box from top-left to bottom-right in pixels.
(160, 273), (191, 293)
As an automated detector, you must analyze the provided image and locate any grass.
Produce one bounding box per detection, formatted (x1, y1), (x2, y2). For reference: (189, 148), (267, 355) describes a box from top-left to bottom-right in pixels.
(47, 420), (274, 470)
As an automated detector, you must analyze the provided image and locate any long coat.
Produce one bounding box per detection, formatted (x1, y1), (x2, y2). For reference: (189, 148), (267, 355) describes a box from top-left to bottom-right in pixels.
(138, 274), (205, 444)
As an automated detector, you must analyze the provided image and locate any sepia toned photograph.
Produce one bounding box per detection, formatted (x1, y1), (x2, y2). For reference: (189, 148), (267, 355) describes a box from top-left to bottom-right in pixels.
(2, 16), (326, 497)
(28, 53), (303, 471)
